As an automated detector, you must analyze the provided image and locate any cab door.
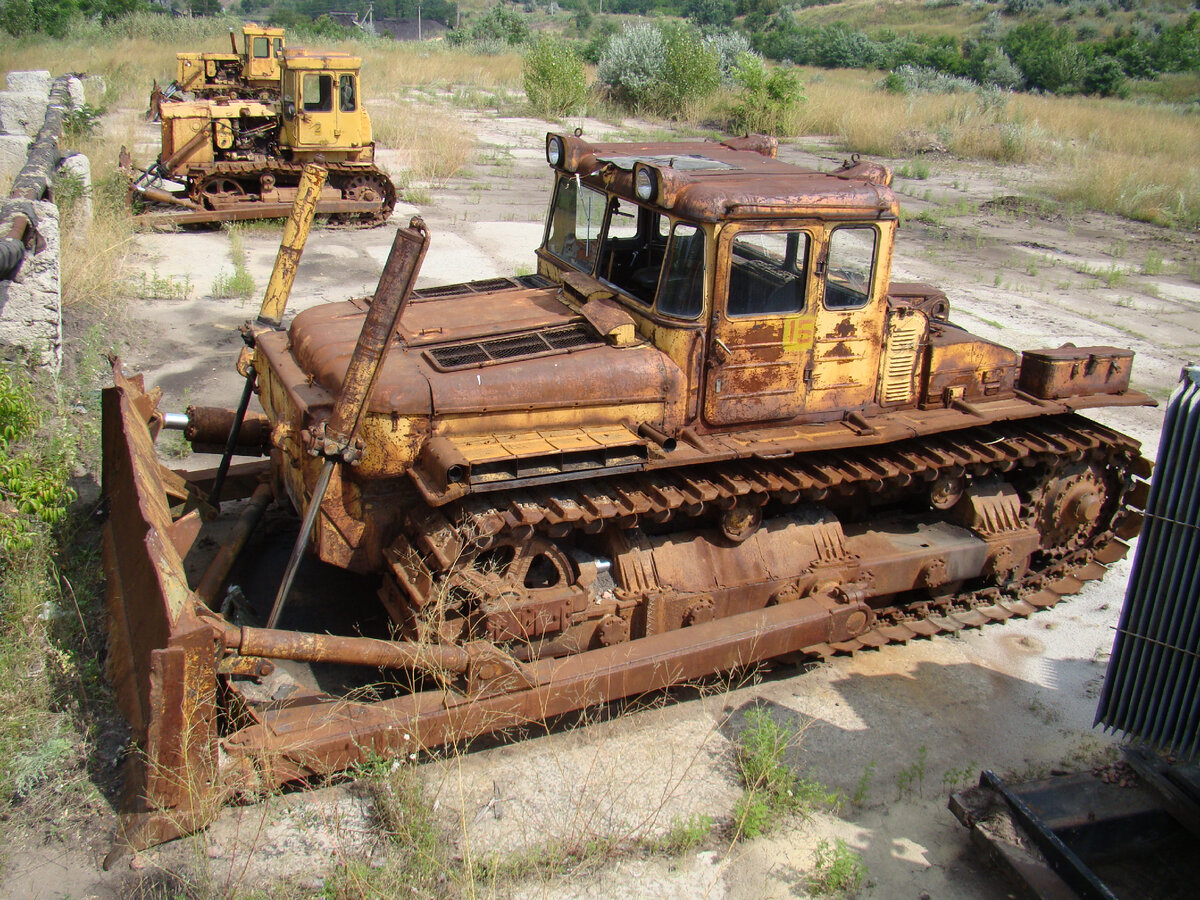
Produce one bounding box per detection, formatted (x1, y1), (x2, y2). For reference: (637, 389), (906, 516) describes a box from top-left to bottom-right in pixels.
(806, 223), (891, 414)
(703, 226), (815, 426)
(297, 70), (335, 147)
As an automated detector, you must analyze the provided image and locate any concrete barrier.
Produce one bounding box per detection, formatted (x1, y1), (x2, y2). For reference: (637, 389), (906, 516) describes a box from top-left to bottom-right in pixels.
(0, 71), (90, 372)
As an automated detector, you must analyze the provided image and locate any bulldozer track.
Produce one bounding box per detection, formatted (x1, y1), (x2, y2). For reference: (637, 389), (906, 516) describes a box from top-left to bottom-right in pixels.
(412, 414), (1143, 563)
(399, 412), (1146, 661)
(191, 159), (396, 227)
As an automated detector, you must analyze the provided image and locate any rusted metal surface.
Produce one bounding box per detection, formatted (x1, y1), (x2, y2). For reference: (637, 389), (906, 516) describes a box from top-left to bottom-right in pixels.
(100, 134), (1159, 856)
(1019, 346), (1134, 400)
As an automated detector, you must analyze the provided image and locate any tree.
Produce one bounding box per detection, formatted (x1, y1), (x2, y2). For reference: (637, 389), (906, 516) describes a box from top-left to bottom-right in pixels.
(684, 0), (733, 28)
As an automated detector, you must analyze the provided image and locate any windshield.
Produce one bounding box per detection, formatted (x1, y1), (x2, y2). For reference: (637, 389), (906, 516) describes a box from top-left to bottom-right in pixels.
(542, 175), (706, 319)
(545, 176), (605, 272)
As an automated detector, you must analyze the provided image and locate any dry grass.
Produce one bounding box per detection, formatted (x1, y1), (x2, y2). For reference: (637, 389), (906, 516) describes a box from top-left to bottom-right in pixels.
(371, 100), (476, 184)
(791, 68), (1200, 227)
(357, 43), (524, 95)
(57, 106), (141, 313)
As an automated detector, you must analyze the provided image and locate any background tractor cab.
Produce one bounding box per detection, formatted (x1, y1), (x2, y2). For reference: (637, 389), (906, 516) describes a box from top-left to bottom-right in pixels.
(173, 23), (287, 97)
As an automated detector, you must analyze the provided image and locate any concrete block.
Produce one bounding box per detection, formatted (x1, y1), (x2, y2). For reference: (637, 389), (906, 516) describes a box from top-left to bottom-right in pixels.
(57, 154), (92, 228)
(0, 133), (32, 183)
(0, 91), (48, 137)
(0, 199), (61, 373)
(5, 70), (51, 96)
(68, 77), (85, 109)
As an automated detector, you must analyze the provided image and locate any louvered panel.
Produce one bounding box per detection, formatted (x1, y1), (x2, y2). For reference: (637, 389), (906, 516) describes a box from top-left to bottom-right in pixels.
(1096, 366), (1200, 759)
(880, 311), (926, 405)
(425, 324), (600, 370)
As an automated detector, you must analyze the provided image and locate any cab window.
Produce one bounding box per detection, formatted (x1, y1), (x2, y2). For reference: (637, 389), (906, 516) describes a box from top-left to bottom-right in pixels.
(544, 176), (605, 272)
(728, 231), (809, 317)
(657, 223), (704, 319)
(302, 74), (333, 112)
(339, 75), (357, 112)
(273, 38), (284, 56)
(597, 199), (660, 305)
(825, 226), (877, 310)
(252, 37), (270, 58)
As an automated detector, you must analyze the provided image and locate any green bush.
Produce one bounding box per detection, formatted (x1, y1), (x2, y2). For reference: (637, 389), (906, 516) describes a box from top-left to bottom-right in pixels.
(447, 2), (531, 50)
(597, 21), (719, 118)
(727, 54), (804, 136)
(0, 371), (75, 555)
(524, 35), (589, 119)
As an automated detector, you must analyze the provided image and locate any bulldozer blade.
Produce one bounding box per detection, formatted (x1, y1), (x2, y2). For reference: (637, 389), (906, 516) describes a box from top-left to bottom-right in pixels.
(101, 363), (231, 861)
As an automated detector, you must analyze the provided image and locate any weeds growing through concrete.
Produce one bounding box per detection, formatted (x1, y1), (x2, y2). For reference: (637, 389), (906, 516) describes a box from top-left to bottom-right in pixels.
(732, 707), (839, 839)
(808, 838), (868, 897)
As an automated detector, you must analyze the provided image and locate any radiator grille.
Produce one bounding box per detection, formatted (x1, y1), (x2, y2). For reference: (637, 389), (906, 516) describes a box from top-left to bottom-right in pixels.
(1096, 366), (1200, 759)
(880, 313), (925, 405)
(413, 274), (551, 299)
(427, 323), (599, 370)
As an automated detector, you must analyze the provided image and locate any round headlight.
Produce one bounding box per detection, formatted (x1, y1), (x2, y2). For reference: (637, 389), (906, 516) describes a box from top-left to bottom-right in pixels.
(635, 167), (655, 201)
(547, 136), (564, 167)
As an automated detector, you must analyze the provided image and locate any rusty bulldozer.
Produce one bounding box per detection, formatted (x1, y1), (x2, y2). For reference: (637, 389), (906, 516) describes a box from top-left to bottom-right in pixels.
(102, 137), (1154, 859)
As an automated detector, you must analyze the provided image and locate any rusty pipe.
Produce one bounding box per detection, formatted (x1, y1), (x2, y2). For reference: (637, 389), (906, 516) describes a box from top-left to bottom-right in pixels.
(637, 422), (677, 452)
(207, 368), (258, 508)
(227, 625), (471, 674)
(137, 185), (203, 210)
(324, 217), (429, 449)
(196, 483), (273, 605)
(266, 217), (428, 630)
(184, 404), (271, 456)
(257, 164), (327, 327)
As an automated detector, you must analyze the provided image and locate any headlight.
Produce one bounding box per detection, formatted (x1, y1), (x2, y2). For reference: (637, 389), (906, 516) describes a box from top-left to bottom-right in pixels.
(635, 166), (656, 201)
(547, 135), (564, 167)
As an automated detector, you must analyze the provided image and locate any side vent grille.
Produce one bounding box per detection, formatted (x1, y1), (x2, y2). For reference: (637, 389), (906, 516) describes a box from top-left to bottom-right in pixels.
(1096, 367), (1200, 759)
(427, 323), (600, 370)
(880, 312), (926, 405)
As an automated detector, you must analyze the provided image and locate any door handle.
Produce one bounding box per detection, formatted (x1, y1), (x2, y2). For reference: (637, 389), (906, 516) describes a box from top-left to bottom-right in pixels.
(711, 337), (731, 364)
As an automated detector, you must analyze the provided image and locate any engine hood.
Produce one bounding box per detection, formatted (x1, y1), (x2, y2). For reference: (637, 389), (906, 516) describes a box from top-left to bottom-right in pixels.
(278, 285), (685, 425)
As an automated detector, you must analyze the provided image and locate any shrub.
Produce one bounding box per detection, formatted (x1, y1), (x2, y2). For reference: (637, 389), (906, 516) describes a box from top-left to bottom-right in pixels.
(597, 21), (720, 117)
(880, 64), (978, 95)
(524, 35), (588, 118)
(0, 371), (75, 555)
(727, 54), (804, 136)
(705, 28), (754, 85)
(447, 2), (531, 49)
(809, 839), (868, 896)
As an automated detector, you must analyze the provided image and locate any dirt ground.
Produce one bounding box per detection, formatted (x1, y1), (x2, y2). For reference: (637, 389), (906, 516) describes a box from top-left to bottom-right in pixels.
(5, 103), (1198, 899)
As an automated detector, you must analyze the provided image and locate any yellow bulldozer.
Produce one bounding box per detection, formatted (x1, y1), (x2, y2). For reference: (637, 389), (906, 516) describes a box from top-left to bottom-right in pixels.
(148, 23), (287, 118)
(124, 48), (395, 228)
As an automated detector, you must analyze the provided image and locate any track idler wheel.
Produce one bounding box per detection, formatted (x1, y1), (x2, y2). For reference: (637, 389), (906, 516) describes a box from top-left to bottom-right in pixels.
(1038, 464), (1111, 552)
(333, 172), (394, 227)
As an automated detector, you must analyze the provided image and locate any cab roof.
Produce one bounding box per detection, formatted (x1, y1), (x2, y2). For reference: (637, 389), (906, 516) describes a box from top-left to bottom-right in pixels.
(283, 49), (362, 70)
(566, 138), (899, 223)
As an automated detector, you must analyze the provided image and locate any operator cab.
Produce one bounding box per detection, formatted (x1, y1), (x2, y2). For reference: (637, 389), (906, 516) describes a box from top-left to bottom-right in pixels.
(536, 133), (901, 426)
